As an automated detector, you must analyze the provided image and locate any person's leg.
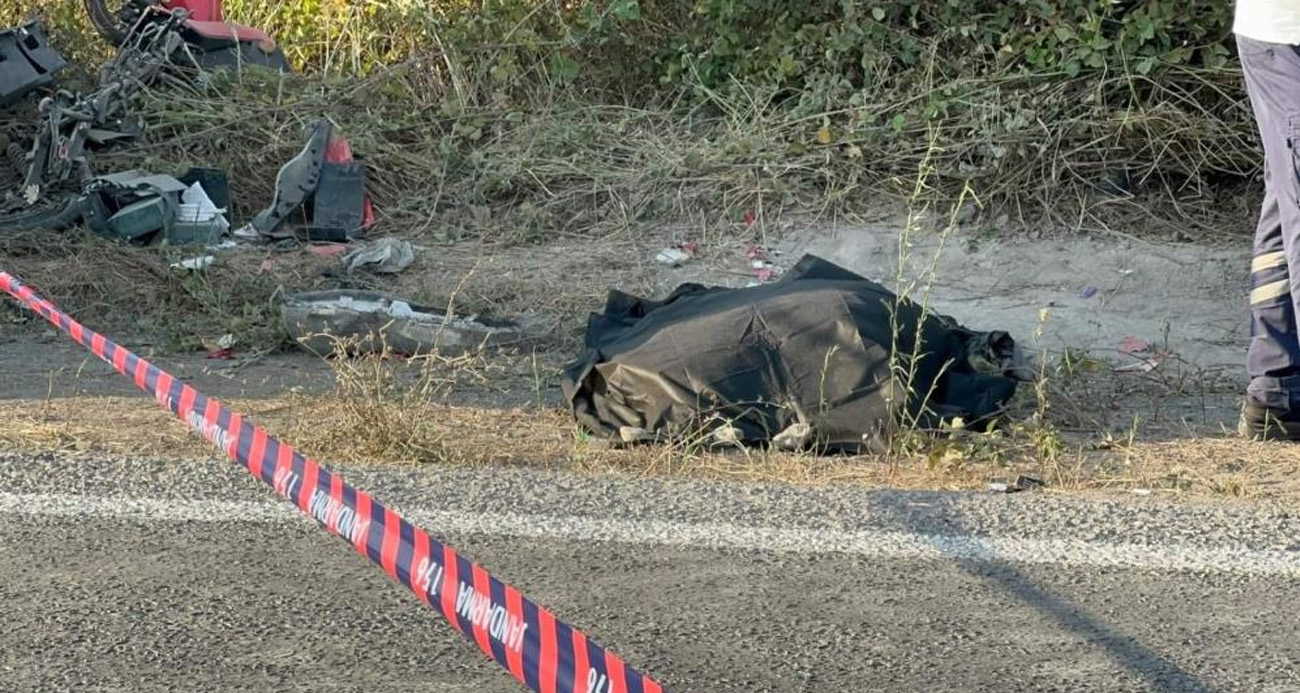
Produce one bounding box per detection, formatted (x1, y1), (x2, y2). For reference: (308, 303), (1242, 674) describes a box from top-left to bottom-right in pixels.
(1245, 176), (1298, 398)
(1239, 36), (1300, 438)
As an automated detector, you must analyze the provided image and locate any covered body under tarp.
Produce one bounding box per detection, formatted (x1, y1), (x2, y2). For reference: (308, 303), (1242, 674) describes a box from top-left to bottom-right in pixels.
(562, 255), (1022, 452)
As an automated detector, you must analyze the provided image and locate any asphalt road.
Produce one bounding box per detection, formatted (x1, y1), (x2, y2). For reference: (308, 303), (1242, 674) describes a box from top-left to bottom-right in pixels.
(2, 453), (1299, 693)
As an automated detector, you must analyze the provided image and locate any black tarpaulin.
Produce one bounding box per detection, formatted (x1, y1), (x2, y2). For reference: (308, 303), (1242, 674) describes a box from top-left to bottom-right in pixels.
(562, 254), (1020, 452)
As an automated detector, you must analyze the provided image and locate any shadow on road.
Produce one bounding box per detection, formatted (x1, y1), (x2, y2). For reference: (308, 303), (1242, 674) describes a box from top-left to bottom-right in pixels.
(864, 491), (1216, 693)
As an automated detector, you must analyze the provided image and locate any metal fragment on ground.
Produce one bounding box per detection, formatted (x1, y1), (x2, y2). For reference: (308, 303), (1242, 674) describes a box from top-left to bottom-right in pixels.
(281, 289), (523, 356)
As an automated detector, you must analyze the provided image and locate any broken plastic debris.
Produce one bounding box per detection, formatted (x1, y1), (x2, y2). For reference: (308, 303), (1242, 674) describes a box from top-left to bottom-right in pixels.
(95, 171), (188, 194)
(0, 21), (66, 107)
(1118, 356), (1159, 371)
(1015, 475), (1046, 490)
(179, 182), (229, 232)
(772, 422), (812, 451)
(1081, 285), (1098, 299)
(711, 425), (742, 446)
(1119, 335), (1150, 355)
(281, 290), (524, 356)
(344, 237), (415, 274)
(170, 255), (214, 271)
(1115, 335), (1170, 372)
(988, 476), (1045, 494)
(205, 333), (237, 359)
(388, 300), (414, 319)
(618, 426), (651, 444)
(107, 195), (171, 240)
(1130, 488), (1153, 496)
(307, 243), (348, 257)
(747, 244), (779, 282)
(655, 247), (692, 266)
(1115, 355), (1164, 374)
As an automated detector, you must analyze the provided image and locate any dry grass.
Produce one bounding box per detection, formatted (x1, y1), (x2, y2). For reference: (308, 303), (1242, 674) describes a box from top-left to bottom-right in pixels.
(0, 324), (1277, 503)
(72, 61), (1260, 249)
(0, 204), (802, 357)
(0, 37), (1260, 362)
(285, 333), (509, 463)
(0, 391), (1292, 502)
(0, 231), (340, 350)
(0, 286), (1277, 503)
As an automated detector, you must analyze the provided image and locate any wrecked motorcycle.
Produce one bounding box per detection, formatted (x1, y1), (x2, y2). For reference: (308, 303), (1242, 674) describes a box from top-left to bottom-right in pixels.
(0, 1), (375, 242)
(83, 0), (290, 71)
(0, 0), (290, 232)
(0, 9), (188, 231)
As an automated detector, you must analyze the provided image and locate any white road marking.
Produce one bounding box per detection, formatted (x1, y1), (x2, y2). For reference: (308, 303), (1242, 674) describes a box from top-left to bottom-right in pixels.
(1, 491), (1297, 576)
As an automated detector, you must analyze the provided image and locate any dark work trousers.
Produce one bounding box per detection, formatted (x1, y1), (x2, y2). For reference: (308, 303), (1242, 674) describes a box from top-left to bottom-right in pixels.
(1241, 36), (1300, 410)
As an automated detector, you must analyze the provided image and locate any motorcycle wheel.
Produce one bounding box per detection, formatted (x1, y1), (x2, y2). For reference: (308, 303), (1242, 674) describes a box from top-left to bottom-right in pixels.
(82, 0), (133, 46)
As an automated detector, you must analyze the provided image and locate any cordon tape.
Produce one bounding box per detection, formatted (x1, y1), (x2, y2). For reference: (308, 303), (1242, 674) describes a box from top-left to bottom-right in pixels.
(0, 270), (666, 693)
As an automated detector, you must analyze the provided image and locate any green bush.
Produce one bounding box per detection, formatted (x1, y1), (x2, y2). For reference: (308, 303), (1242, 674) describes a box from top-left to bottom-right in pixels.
(664, 0), (1234, 109)
(0, 1), (1240, 108)
(0, 0), (1257, 225)
(0, 0), (106, 72)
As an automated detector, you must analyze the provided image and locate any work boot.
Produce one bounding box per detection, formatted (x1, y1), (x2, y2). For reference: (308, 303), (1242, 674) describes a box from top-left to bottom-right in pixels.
(1238, 399), (1300, 441)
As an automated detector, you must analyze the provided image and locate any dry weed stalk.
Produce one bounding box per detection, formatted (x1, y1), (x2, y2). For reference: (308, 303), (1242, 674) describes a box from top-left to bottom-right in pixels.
(288, 331), (496, 464)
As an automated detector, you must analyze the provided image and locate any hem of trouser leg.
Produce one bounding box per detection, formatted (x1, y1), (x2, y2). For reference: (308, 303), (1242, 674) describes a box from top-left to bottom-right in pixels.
(1247, 376), (1300, 410)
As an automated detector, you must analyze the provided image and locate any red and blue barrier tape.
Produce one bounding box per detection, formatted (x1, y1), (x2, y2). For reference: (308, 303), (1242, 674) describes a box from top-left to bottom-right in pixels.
(0, 270), (666, 693)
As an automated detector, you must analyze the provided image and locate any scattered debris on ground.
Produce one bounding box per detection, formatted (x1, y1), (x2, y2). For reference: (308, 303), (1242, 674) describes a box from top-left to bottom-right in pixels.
(654, 247), (692, 266)
(281, 290), (524, 357)
(987, 475), (1046, 494)
(169, 254), (213, 271)
(0, 4), (1263, 483)
(1115, 335), (1173, 374)
(240, 119), (374, 242)
(745, 244), (781, 284)
(0, 9), (372, 254)
(345, 238), (414, 274)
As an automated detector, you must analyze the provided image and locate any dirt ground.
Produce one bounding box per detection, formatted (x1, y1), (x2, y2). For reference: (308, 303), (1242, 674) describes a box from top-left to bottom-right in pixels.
(2, 215), (1294, 503)
(780, 220), (1248, 374)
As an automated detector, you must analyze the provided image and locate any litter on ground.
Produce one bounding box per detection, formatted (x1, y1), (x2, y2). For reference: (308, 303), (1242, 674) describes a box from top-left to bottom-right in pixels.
(281, 290), (524, 356)
(345, 238), (416, 274)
